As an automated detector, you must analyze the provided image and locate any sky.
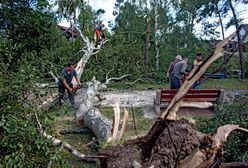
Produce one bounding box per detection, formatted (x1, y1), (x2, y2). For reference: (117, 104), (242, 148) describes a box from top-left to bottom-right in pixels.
(60, 0), (116, 29)
(60, 0), (248, 38)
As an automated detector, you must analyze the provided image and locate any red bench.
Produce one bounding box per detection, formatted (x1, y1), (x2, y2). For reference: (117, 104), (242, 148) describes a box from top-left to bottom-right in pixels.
(154, 89), (223, 116)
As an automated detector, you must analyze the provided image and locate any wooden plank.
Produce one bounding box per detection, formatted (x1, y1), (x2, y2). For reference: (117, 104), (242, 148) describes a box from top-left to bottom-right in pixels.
(161, 89), (221, 94)
(161, 98), (217, 102)
(161, 93), (220, 97)
(161, 94), (219, 99)
(162, 92), (220, 95)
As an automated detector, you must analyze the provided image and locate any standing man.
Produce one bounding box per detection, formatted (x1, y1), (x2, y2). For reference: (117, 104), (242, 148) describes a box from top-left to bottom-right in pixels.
(167, 55), (182, 89)
(58, 63), (81, 107)
(94, 21), (103, 47)
(170, 58), (188, 89)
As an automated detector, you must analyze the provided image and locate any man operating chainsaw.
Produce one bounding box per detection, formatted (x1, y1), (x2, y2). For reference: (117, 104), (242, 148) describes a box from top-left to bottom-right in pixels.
(58, 63), (81, 107)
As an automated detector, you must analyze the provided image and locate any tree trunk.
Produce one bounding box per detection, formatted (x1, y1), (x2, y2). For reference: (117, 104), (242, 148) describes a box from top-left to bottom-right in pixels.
(229, 0), (245, 79)
(75, 78), (112, 141)
(83, 108), (112, 141)
(145, 17), (151, 68)
(216, 5), (227, 78)
(155, 4), (159, 71)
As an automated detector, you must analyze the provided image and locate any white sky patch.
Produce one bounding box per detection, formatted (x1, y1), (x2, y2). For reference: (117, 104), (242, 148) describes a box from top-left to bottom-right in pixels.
(59, 0), (116, 28)
(89, 0), (116, 25)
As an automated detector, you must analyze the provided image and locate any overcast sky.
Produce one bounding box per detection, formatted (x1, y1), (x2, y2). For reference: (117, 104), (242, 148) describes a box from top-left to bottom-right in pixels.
(60, 0), (248, 38)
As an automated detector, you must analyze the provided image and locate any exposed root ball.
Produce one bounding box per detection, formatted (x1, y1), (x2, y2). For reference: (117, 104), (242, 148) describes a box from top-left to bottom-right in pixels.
(148, 120), (202, 167)
(102, 120), (205, 168)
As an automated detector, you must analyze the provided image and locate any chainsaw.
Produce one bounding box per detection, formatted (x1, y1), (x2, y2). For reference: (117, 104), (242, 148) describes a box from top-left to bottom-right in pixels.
(72, 84), (83, 93)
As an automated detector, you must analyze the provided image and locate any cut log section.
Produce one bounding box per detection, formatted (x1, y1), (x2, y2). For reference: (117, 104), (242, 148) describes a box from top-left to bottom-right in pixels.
(75, 77), (129, 142)
(83, 108), (113, 141)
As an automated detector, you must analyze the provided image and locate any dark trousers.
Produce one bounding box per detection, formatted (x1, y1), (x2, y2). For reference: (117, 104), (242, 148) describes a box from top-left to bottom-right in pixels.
(58, 84), (75, 106)
(193, 80), (201, 89)
(170, 75), (181, 89)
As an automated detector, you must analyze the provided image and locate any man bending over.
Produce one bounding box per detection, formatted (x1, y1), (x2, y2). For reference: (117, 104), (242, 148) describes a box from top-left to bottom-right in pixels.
(170, 58), (188, 89)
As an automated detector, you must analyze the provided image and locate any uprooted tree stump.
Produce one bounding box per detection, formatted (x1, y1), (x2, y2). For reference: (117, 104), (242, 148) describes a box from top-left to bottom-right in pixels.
(101, 120), (202, 167)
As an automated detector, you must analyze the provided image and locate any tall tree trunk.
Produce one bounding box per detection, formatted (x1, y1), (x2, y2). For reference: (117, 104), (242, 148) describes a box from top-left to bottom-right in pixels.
(145, 17), (151, 68)
(216, 5), (227, 78)
(155, 4), (159, 71)
(229, 0), (245, 79)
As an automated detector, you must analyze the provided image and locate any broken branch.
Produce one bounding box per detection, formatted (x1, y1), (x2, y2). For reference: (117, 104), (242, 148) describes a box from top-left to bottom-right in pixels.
(117, 108), (129, 142)
(34, 113), (106, 162)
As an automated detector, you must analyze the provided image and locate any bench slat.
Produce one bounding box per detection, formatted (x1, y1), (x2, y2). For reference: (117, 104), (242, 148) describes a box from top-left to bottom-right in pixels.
(159, 89), (221, 103)
(161, 98), (218, 102)
(161, 89), (221, 94)
(161, 94), (219, 99)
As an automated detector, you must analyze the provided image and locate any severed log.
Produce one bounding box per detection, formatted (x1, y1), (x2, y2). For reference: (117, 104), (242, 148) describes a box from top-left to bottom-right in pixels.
(83, 108), (113, 142)
(75, 77), (112, 141)
(75, 77), (129, 142)
(75, 77), (106, 124)
(75, 77), (130, 142)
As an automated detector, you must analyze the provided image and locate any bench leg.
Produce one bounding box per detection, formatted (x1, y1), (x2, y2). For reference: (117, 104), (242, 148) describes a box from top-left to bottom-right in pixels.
(218, 89), (224, 103)
(154, 90), (161, 115)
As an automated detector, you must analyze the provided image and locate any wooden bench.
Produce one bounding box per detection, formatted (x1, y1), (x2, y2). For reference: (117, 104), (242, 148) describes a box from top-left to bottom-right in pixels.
(154, 89), (223, 116)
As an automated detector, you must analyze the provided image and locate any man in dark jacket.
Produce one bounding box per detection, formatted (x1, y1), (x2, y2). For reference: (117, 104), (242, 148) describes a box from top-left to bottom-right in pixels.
(58, 63), (81, 106)
(167, 55), (182, 89)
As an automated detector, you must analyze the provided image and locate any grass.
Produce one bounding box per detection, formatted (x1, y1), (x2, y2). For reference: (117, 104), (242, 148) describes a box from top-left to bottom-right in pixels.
(107, 78), (248, 90)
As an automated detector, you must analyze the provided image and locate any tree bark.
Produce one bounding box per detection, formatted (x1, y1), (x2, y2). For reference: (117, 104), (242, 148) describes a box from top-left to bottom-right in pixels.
(155, 3), (159, 70)
(145, 17), (151, 68)
(75, 78), (112, 141)
(229, 0), (245, 79)
(216, 5), (227, 78)
(83, 108), (112, 141)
